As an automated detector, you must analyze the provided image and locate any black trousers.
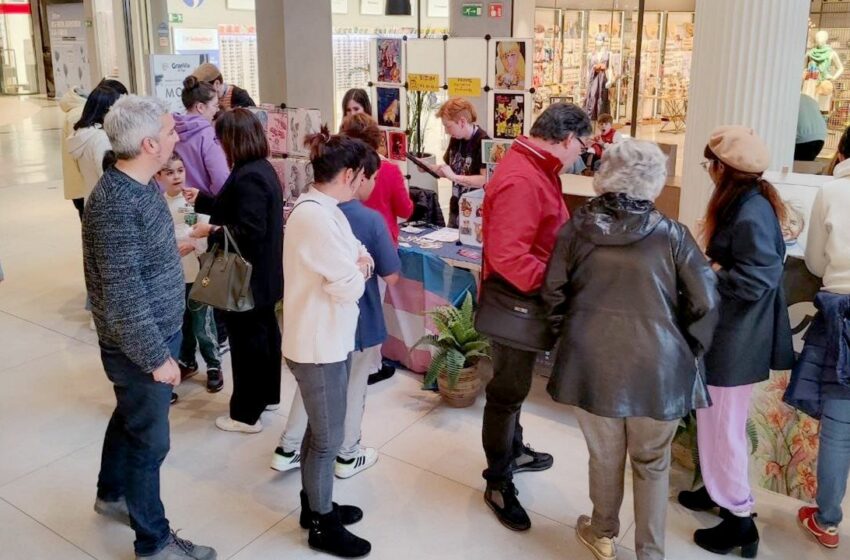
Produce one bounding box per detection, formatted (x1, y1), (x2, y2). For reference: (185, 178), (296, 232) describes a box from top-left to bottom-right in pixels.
(223, 304), (282, 424)
(482, 341), (537, 483)
(795, 140), (825, 161)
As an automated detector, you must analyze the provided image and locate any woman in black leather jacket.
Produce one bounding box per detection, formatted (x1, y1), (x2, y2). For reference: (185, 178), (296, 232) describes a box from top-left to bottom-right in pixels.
(542, 139), (719, 560)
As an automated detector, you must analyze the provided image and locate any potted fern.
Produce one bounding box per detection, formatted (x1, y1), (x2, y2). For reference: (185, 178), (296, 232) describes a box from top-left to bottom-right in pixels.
(414, 292), (490, 407)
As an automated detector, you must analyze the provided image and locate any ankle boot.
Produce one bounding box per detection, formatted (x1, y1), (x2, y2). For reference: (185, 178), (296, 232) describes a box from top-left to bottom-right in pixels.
(694, 514), (759, 558)
(308, 508), (371, 558)
(299, 490), (363, 529)
(678, 486), (717, 512)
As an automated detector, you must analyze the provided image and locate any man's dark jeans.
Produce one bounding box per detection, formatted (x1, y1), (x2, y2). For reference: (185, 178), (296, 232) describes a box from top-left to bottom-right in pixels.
(97, 332), (180, 556)
(482, 341), (537, 483)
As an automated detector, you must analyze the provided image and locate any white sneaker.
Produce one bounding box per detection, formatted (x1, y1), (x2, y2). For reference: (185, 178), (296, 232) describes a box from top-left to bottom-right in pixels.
(334, 447), (378, 479)
(576, 515), (616, 560)
(215, 415), (262, 433)
(270, 447), (301, 472)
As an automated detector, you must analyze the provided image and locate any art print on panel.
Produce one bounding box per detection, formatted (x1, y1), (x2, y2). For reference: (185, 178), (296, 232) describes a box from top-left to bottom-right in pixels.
(376, 87), (402, 129)
(493, 93), (525, 139)
(494, 41), (527, 90)
(377, 38), (403, 84)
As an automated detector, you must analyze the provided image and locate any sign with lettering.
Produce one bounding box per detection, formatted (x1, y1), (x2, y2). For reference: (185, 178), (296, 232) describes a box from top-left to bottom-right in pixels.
(408, 73), (440, 92)
(448, 77), (482, 97)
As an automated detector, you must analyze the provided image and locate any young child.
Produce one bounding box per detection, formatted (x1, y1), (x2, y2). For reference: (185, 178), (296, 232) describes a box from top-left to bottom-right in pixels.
(157, 154), (224, 393)
(585, 113), (622, 172)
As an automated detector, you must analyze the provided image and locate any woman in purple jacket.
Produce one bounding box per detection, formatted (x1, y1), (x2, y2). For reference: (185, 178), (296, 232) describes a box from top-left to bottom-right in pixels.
(173, 76), (230, 197)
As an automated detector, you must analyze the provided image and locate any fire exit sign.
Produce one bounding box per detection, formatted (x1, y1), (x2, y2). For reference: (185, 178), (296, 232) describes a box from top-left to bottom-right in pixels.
(462, 4), (483, 17)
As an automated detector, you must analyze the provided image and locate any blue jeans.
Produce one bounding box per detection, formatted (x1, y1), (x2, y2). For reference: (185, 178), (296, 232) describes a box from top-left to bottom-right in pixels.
(816, 399), (850, 527)
(97, 332), (180, 556)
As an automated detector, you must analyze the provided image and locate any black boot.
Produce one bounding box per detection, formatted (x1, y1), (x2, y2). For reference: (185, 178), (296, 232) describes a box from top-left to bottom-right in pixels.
(308, 508), (371, 558)
(299, 490), (363, 529)
(484, 480), (531, 531)
(678, 487), (733, 519)
(694, 514), (759, 558)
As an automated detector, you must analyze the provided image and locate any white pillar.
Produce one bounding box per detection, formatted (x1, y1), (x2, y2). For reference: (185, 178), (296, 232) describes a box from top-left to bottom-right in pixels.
(679, 0), (809, 231)
(255, 1), (334, 122)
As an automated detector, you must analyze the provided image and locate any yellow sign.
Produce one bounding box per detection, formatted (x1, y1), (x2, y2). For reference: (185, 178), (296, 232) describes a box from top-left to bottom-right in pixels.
(448, 77), (482, 97)
(408, 73), (440, 92)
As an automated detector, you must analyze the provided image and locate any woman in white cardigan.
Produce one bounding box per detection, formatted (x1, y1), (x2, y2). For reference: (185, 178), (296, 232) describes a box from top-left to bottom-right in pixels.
(283, 128), (374, 559)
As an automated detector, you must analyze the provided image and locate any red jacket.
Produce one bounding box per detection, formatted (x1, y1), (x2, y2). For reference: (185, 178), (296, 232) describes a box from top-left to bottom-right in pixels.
(364, 160), (414, 245)
(483, 136), (568, 293)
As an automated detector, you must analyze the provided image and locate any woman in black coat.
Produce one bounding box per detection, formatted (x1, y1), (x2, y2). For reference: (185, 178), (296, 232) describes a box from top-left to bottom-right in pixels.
(678, 126), (794, 558)
(186, 108), (284, 433)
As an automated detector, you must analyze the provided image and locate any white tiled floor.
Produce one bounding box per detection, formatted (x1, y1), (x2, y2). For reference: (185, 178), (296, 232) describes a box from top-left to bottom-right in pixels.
(0, 96), (847, 560)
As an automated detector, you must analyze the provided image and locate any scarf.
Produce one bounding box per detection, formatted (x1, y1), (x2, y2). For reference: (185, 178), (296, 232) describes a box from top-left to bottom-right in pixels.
(808, 46), (833, 80)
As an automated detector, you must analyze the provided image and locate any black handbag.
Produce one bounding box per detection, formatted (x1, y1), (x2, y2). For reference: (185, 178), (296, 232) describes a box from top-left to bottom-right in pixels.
(474, 274), (556, 352)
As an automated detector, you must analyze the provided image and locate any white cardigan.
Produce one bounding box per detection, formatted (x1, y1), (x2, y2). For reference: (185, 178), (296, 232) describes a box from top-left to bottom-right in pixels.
(283, 188), (367, 364)
(805, 159), (850, 295)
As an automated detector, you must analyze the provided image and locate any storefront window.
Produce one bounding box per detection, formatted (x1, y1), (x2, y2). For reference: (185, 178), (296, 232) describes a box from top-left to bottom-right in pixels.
(163, 0), (259, 101)
(0, 1), (39, 94)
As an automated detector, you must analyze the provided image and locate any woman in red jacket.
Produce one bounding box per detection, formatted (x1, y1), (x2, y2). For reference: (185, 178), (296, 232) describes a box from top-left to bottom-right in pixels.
(340, 113), (413, 245)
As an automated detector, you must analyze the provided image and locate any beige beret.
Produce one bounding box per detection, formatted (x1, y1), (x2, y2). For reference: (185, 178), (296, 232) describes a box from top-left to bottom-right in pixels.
(708, 125), (771, 174)
(191, 63), (222, 83)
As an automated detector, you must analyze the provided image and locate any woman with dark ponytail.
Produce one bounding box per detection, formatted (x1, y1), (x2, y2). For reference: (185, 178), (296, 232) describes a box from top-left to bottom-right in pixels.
(281, 126), (373, 558)
(678, 126), (794, 557)
(173, 75), (230, 197)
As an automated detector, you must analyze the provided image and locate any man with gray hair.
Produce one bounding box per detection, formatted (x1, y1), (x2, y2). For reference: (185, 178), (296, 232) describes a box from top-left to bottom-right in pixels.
(477, 103), (591, 531)
(83, 95), (216, 560)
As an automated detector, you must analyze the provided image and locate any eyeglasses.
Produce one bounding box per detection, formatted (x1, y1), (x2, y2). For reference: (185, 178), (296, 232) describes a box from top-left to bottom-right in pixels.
(699, 160), (712, 171)
(575, 136), (588, 149)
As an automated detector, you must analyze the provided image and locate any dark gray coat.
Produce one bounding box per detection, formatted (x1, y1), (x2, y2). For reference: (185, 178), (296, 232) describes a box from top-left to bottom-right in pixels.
(542, 194), (719, 421)
(704, 189), (794, 386)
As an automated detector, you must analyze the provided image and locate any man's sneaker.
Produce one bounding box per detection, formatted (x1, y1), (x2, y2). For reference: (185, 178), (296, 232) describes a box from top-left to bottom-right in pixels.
(206, 369), (223, 393)
(512, 444), (554, 474)
(483, 481), (531, 531)
(178, 360), (199, 381)
(798, 506), (840, 549)
(576, 515), (617, 560)
(215, 416), (262, 433)
(335, 447), (378, 479)
(138, 531), (217, 560)
(367, 364), (396, 385)
(94, 496), (130, 526)
(270, 447), (302, 472)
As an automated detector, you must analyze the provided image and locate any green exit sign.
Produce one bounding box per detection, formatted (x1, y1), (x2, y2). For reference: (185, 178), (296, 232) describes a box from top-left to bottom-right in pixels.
(169, 13), (183, 24)
(462, 3), (483, 17)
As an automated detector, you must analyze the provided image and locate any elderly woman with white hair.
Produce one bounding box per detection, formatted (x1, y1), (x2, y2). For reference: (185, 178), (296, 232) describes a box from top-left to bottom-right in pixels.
(542, 140), (719, 560)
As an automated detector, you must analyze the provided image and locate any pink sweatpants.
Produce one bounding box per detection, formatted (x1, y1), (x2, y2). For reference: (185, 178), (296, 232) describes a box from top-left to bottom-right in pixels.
(696, 384), (756, 515)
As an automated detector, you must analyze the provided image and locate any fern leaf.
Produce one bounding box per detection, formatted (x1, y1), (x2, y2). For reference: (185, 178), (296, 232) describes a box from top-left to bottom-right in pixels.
(413, 334), (441, 350)
(443, 348), (467, 389)
(424, 348), (448, 388)
(746, 418), (759, 455)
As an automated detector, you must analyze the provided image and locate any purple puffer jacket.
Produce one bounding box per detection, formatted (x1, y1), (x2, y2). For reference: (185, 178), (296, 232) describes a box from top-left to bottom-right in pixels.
(173, 113), (230, 196)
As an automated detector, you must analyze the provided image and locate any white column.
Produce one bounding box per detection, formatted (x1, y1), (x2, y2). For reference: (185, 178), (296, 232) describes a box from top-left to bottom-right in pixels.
(679, 0), (809, 231)
(255, 1), (334, 122)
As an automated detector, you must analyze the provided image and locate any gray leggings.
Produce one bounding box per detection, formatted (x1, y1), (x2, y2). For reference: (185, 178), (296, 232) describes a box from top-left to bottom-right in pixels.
(286, 356), (351, 515)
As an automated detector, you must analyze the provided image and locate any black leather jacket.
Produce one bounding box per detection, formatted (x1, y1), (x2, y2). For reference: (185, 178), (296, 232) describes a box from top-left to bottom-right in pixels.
(542, 194), (720, 420)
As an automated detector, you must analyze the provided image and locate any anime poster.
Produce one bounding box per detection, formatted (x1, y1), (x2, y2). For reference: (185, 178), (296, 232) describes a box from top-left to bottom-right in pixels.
(376, 38), (403, 84)
(376, 87), (402, 128)
(377, 130), (389, 158)
(388, 131), (407, 161)
(494, 40), (527, 90)
(286, 108), (321, 157)
(493, 93), (525, 139)
(482, 139), (513, 164)
(267, 111), (288, 157)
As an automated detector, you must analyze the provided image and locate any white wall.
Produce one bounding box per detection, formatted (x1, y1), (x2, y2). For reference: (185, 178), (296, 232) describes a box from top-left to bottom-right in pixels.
(332, 0), (448, 34)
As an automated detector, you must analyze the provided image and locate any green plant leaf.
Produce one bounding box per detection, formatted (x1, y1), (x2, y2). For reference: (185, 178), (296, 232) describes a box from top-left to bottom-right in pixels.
(462, 340), (490, 354)
(423, 348), (448, 388)
(746, 418), (759, 455)
(413, 334), (440, 351)
(443, 348), (466, 389)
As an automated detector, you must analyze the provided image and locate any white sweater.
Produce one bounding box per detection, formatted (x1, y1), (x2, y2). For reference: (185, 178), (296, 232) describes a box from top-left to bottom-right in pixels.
(805, 159), (850, 294)
(283, 188), (367, 364)
(66, 125), (112, 197)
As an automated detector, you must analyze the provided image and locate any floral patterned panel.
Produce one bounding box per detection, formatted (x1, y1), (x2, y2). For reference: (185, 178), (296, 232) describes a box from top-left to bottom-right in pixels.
(750, 371), (819, 501)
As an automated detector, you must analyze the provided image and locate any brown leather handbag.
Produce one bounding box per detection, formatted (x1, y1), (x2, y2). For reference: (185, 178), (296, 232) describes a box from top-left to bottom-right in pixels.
(189, 226), (254, 312)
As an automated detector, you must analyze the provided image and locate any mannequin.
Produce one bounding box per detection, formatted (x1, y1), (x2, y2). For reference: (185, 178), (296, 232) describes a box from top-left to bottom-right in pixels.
(802, 30), (844, 112)
(584, 33), (614, 121)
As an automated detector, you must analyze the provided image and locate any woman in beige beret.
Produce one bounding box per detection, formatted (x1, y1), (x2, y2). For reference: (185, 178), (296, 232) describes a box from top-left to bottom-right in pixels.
(678, 125), (794, 558)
